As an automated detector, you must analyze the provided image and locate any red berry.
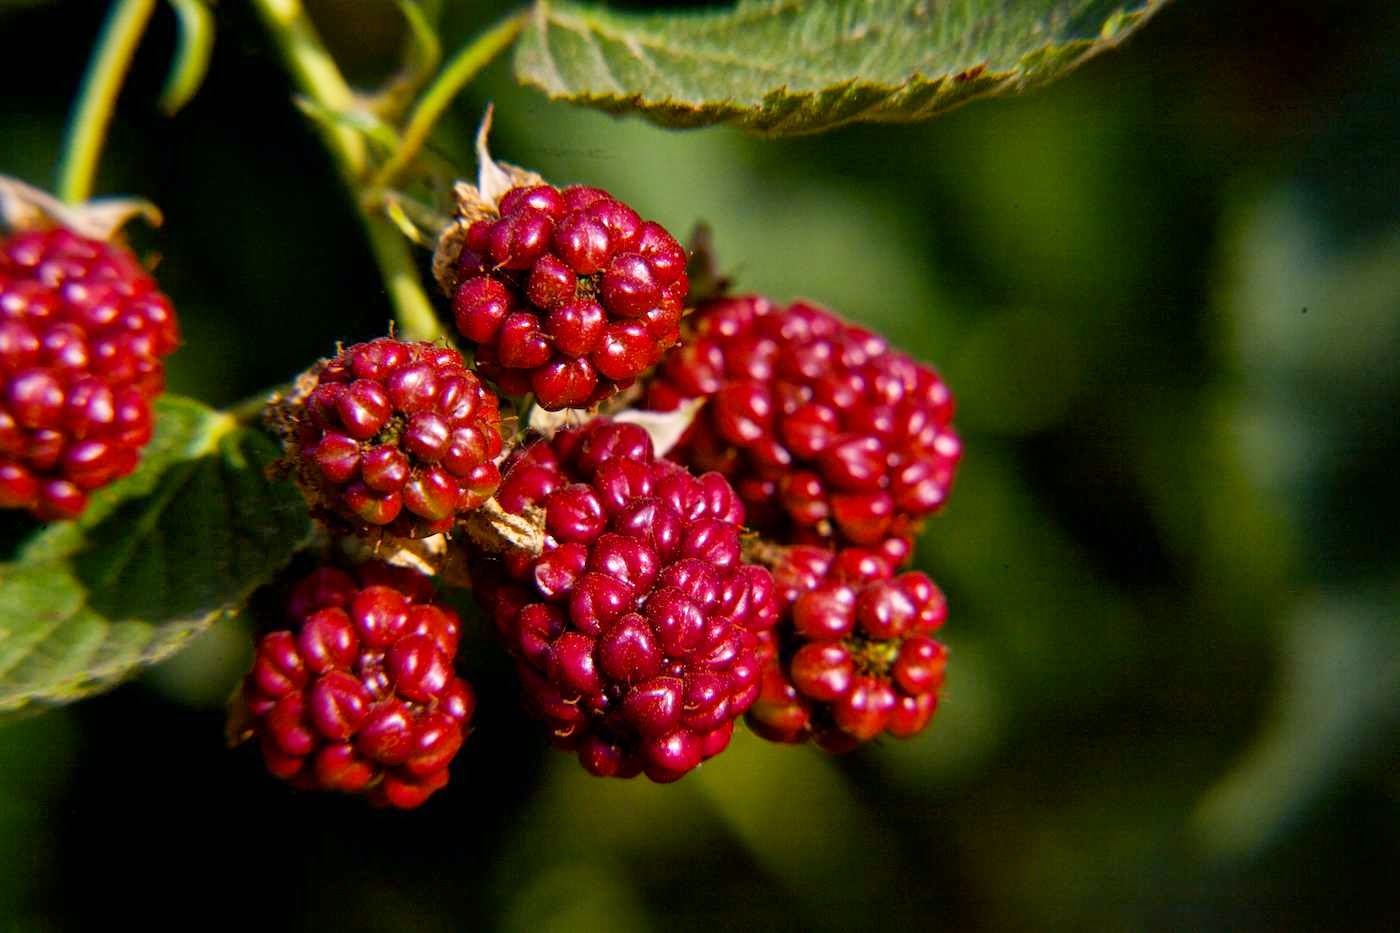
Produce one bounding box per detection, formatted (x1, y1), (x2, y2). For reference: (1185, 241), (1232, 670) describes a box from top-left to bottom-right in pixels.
(0, 228), (180, 520)
(449, 185), (688, 410)
(239, 562), (475, 808)
(744, 545), (949, 749)
(644, 296), (960, 558)
(467, 419), (779, 781)
(285, 338), (502, 538)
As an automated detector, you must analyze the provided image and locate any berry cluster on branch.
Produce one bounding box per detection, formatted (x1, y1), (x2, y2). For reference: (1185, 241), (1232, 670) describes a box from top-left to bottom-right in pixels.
(3, 166), (960, 810)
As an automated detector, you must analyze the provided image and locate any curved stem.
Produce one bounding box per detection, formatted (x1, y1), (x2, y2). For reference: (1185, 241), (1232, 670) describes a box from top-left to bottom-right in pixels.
(251, 0), (441, 340)
(56, 0), (160, 203)
(249, 0), (365, 176)
(367, 12), (525, 196)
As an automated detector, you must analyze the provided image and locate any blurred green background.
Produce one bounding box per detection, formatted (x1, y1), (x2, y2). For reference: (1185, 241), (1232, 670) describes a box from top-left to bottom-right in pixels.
(3, 1), (1399, 930)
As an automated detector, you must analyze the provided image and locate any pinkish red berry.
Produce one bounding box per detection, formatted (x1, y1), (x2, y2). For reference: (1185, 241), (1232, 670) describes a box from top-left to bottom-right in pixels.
(744, 545), (948, 750)
(644, 296), (960, 558)
(467, 419), (778, 781)
(449, 185), (688, 411)
(0, 227), (180, 520)
(238, 562), (474, 808)
(284, 338), (502, 539)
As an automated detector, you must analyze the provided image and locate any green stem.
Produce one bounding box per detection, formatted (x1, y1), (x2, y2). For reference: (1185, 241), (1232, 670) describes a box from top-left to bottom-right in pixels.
(364, 208), (442, 340)
(367, 12), (525, 195)
(249, 0), (365, 175)
(56, 0), (160, 203)
(250, 0), (441, 340)
(226, 385), (284, 424)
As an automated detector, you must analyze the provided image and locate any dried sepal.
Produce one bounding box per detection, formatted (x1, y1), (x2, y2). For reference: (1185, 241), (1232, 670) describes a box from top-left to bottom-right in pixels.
(431, 106), (546, 296)
(0, 174), (161, 240)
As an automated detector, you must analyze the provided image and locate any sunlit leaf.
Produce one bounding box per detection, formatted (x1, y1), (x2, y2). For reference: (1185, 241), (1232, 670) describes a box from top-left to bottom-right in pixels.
(515, 0), (1166, 135)
(0, 396), (312, 715)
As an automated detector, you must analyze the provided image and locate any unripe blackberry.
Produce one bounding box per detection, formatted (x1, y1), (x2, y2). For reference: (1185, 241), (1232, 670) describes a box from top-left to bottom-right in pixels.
(448, 185), (688, 410)
(0, 227), (180, 519)
(467, 419), (779, 781)
(283, 338), (503, 539)
(239, 562), (475, 808)
(745, 545), (948, 750)
(644, 296), (960, 559)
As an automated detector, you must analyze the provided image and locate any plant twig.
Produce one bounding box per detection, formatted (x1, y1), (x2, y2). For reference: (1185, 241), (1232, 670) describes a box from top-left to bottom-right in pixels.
(56, 0), (160, 203)
(367, 12), (525, 196)
(250, 0), (442, 340)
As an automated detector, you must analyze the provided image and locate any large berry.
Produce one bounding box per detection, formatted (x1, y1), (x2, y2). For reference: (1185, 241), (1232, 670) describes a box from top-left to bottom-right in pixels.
(450, 185), (688, 410)
(644, 296), (960, 559)
(745, 545), (948, 751)
(467, 419), (779, 781)
(286, 338), (502, 538)
(239, 562), (475, 809)
(0, 227), (179, 519)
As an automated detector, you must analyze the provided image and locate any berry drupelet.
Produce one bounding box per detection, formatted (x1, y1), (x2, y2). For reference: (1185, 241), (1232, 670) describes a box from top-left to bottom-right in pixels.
(284, 338), (502, 539)
(450, 185), (689, 410)
(240, 562), (476, 809)
(746, 545), (948, 751)
(644, 296), (961, 560)
(467, 419), (779, 781)
(0, 227), (179, 519)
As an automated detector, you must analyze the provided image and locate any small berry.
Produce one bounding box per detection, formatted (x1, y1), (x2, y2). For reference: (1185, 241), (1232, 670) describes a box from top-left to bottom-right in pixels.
(449, 185), (688, 410)
(745, 545), (948, 749)
(284, 338), (502, 538)
(239, 562), (475, 808)
(0, 227), (179, 520)
(467, 419), (778, 781)
(644, 296), (960, 558)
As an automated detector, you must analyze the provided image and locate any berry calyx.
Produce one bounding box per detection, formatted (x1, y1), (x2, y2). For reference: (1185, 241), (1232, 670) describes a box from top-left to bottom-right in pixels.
(0, 227), (180, 520)
(446, 184), (688, 411)
(745, 545), (948, 750)
(466, 419), (779, 781)
(281, 338), (503, 539)
(238, 561), (475, 809)
(644, 296), (960, 559)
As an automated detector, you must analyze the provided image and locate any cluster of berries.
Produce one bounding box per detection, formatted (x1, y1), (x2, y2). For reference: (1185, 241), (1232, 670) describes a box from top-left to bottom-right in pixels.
(237, 562), (476, 809)
(644, 295), (961, 556)
(4, 176), (959, 810)
(0, 228), (178, 520)
(636, 295), (961, 750)
(254, 333), (507, 806)
(287, 337), (503, 539)
(468, 420), (778, 781)
(448, 184), (688, 410)
(747, 546), (948, 750)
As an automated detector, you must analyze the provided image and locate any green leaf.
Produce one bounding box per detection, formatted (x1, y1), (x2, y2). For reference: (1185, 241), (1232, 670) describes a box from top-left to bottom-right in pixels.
(515, 0), (1167, 135)
(0, 396), (313, 715)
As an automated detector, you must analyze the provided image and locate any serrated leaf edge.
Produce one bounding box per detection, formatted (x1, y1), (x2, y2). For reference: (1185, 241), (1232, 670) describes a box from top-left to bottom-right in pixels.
(515, 0), (1167, 136)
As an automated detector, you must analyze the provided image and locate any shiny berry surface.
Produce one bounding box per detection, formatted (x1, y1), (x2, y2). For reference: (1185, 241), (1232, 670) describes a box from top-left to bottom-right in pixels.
(289, 338), (502, 539)
(0, 228), (180, 520)
(644, 296), (960, 558)
(240, 562), (475, 809)
(451, 185), (688, 410)
(745, 545), (948, 750)
(468, 419), (779, 781)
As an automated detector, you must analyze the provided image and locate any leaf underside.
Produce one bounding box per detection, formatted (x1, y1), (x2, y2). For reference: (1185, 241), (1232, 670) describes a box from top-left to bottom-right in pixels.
(516, 0), (1167, 136)
(0, 397), (313, 716)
